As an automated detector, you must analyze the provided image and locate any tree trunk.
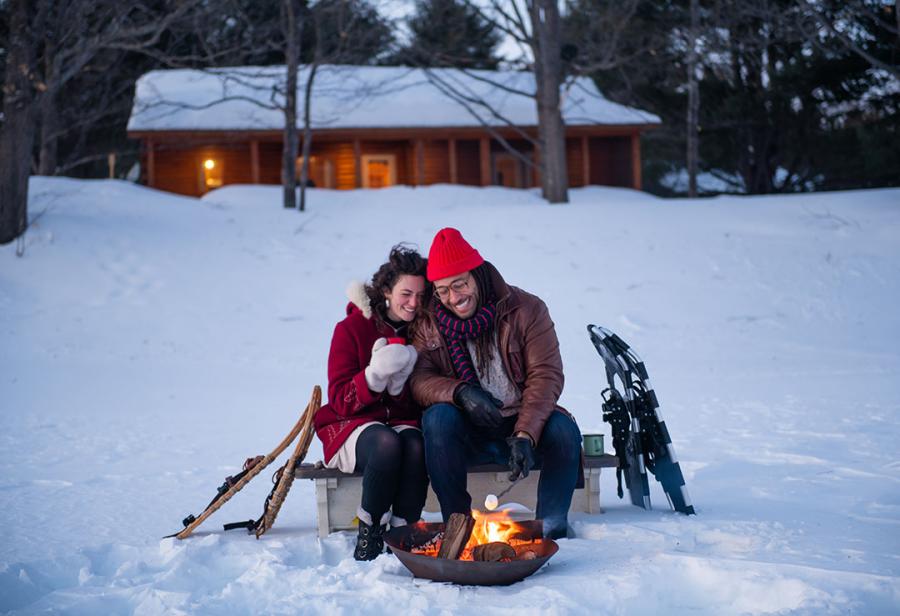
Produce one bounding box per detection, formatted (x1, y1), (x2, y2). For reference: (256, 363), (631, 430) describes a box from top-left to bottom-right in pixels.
(299, 62), (319, 213)
(38, 90), (60, 176)
(281, 0), (302, 210)
(0, 0), (39, 244)
(37, 28), (59, 177)
(530, 0), (569, 204)
(732, 14), (780, 196)
(686, 0), (700, 198)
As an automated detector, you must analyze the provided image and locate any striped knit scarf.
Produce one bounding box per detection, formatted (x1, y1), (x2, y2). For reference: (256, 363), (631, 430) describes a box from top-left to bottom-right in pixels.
(434, 301), (497, 384)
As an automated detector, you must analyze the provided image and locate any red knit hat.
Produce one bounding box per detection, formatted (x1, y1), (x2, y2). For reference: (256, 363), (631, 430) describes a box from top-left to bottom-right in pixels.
(426, 227), (484, 281)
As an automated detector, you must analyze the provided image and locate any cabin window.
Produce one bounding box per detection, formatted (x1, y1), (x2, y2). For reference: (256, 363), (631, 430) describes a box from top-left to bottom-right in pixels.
(493, 152), (533, 188)
(201, 157), (223, 190)
(296, 155), (335, 189)
(361, 154), (397, 189)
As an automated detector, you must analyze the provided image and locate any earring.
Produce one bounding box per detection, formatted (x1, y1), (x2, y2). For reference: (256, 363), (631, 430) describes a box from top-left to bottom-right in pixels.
(385, 299), (390, 309)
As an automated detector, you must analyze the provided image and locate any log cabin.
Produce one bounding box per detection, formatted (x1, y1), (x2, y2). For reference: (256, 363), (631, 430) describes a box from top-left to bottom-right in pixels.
(127, 65), (660, 197)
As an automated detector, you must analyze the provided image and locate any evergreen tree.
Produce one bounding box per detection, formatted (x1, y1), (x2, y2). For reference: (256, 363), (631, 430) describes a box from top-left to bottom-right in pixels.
(0, 2), (8, 109)
(564, 0), (899, 195)
(394, 0), (501, 69)
(307, 0), (394, 65)
(153, 0), (284, 69)
(796, 0), (900, 190)
(697, 0), (898, 193)
(563, 0), (690, 195)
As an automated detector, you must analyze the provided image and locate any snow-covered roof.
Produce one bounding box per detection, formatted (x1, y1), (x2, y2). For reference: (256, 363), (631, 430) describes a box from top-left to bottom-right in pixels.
(127, 64), (660, 132)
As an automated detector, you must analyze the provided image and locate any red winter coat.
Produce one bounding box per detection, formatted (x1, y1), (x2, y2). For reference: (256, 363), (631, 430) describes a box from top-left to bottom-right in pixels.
(314, 293), (422, 463)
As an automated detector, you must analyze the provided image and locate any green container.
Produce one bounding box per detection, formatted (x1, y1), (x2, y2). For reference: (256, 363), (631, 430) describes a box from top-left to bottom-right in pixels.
(582, 433), (604, 457)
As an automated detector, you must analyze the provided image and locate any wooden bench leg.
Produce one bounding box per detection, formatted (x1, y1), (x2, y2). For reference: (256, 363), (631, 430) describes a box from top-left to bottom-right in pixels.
(586, 467), (604, 514)
(315, 478), (331, 538)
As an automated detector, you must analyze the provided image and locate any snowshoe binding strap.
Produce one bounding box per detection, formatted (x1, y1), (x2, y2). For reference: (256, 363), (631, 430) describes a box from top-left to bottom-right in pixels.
(602, 388), (630, 500)
(223, 520), (257, 531)
(164, 454), (267, 538)
(224, 463), (287, 533)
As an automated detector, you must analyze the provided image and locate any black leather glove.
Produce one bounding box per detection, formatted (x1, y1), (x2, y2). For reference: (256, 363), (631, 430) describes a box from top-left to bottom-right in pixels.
(453, 383), (504, 429)
(506, 436), (535, 481)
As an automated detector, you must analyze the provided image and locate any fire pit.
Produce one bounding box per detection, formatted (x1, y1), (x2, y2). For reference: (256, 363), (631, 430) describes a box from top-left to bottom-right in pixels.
(384, 515), (558, 586)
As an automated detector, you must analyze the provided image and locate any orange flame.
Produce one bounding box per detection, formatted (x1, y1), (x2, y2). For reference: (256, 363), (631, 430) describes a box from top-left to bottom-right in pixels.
(467, 509), (521, 547)
(456, 509), (534, 560)
(410, 510), (540, 560)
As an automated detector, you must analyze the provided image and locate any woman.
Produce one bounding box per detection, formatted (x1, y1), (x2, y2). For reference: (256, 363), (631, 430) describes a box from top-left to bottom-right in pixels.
(313, 245), (430, 561)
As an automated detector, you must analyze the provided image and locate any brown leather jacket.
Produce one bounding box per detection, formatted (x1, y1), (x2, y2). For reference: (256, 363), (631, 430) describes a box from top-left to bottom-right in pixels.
(409, 262), (567, 444)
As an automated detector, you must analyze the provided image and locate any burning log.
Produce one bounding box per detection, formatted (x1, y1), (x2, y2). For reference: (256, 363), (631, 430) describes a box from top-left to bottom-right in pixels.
(437, 513), (475, 560)
(472, 542), (516, 562)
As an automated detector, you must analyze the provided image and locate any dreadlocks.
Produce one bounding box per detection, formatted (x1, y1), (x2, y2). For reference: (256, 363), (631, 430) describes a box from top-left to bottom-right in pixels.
(468, 263), (497, 380)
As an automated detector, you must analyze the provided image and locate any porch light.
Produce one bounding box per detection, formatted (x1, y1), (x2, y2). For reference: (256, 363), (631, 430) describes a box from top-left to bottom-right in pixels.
(202, 157), (223, 190)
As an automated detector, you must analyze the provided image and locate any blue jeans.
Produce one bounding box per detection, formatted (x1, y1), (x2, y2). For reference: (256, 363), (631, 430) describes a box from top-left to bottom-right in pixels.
(422, 403), (581, 539)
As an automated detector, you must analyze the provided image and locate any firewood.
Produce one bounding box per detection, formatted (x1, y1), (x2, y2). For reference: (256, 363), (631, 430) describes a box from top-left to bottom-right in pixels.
(437, 513), (475, 559)
(472, 542), (516, 562)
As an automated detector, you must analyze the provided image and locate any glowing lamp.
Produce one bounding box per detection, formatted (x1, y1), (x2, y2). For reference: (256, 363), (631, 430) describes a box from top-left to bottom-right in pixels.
(204, 159), (216, 170)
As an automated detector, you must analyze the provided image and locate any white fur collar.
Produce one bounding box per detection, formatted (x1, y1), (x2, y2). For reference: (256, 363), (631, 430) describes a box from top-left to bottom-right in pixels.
(346, 280), (373, 319)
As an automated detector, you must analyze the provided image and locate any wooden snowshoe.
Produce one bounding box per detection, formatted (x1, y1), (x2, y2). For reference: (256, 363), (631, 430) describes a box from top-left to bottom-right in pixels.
(168, 385), (322, 540)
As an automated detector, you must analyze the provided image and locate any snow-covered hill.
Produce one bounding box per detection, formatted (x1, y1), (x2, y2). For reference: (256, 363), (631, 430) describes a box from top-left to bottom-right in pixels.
(2, 178), (898, 614)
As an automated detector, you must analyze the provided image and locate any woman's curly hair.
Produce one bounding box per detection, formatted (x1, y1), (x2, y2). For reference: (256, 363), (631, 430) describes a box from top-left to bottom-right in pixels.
(365, 244), (429, 321)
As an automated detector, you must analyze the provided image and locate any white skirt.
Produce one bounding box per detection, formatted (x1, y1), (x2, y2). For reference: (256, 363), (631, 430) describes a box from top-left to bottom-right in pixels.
(325, 422), (419, 474)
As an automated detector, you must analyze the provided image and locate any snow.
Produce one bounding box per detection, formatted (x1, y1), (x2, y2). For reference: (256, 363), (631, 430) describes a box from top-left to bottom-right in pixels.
(659, 168), (745, 194)
(820, 68), (900, 122)
(2, 177), (899, 614)
(127, 65), (661, 131)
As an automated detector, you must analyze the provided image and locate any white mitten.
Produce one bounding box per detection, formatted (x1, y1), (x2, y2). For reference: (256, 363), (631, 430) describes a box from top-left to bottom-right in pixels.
(387, 345), (418, 396)
(364, 338), (409, 393)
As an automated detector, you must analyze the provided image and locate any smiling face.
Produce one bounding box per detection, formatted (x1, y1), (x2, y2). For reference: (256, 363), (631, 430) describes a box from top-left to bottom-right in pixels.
(433, 271), (479, 319)
(384, 274), (426, 322)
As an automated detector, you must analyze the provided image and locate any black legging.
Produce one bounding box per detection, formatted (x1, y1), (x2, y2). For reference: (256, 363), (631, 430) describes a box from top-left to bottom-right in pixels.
(355, 424), (428, 525)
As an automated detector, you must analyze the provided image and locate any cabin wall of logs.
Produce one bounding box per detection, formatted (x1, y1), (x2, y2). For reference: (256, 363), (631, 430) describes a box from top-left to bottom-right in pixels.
(132, 127), (646, 197)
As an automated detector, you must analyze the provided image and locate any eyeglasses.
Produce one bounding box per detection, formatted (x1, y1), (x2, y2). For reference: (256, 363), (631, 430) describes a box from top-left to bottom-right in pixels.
(434, 274), (472, 300)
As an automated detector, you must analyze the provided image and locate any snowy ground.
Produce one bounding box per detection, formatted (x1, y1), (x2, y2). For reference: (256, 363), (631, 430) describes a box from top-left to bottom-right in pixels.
(2, 177), (899, 615)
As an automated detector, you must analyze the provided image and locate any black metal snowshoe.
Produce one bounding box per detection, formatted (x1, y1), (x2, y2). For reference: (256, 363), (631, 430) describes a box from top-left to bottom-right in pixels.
(588, 324), (695, 515)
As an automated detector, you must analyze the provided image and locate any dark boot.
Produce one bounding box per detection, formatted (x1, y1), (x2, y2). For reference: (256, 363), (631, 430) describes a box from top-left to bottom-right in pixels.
(353, 519), (386, 561)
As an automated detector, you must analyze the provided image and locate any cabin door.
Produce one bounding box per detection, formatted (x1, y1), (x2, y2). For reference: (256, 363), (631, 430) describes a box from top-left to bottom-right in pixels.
(362, 154), (397, 188)
(493, 153), (523, 188)
(296, 156), (335, 188)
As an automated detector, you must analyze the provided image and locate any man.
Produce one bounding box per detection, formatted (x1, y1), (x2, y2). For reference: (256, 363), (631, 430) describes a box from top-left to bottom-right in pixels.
(410, 227), (582, 539)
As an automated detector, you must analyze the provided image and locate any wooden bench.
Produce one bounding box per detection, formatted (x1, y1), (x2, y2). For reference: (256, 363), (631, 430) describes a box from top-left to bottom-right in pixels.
(295, 454), (619, 537)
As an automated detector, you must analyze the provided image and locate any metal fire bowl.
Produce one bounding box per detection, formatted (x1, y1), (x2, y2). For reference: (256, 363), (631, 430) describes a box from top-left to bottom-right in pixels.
(384, 520), (559, 586)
